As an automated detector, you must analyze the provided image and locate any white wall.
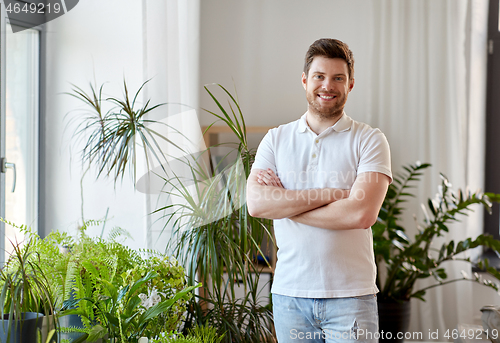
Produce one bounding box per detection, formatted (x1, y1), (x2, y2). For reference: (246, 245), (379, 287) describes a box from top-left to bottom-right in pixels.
(199, 0), (374, 129)
(43, 0), (200, 252)
(44, 0), (149, 250)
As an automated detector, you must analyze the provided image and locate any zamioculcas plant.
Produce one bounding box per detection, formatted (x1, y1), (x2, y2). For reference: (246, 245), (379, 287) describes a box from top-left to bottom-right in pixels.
(373, 162), (500, 303)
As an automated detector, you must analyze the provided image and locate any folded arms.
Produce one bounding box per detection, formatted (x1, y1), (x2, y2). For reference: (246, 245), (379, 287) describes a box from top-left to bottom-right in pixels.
(246, 168), (390, 230)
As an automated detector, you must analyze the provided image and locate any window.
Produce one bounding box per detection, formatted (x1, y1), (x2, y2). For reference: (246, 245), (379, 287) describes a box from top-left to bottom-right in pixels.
(1, 2), (43, 263)
(4, 24), (40, 253)
(484, 0), (500, 240)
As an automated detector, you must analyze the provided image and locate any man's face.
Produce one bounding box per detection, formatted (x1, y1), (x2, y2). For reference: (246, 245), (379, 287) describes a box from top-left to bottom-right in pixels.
(302, 56), (354, 119)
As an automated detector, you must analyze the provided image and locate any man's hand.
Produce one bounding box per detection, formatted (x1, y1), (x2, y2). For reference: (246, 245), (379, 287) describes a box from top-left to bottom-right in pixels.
(246, 168), (349, 219)
(257, 169), (284, 188)
(289, 172), (390, 230)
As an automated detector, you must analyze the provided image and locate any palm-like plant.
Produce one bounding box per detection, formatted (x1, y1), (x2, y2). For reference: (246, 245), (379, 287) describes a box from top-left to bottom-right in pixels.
(67, 79), (177, 183)
(160, 84), (275, 342)
(373, 162), (500, 303)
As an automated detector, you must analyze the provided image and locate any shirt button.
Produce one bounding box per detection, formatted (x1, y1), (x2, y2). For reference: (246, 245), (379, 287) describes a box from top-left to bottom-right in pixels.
(312, 154), (316, 158)
(315, 139), (319, 144)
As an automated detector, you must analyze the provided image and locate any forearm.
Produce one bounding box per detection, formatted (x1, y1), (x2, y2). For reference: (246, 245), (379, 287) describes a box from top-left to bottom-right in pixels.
(290, 198), (374, 230)
(290, 172), (390, 230)
(247, 183), (348, 219)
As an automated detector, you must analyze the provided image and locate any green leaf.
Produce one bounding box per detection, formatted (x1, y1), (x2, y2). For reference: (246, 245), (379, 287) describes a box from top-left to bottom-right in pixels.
(128, 271), (158, 296)
(438, 244), (446, 260)
(138, 283), (200, 324)
(446, 241), (455, 256)
(69, 333), (90, 343)
(125, 295), (142, 316)
(411, 290), (427, 301)
(86, 324), (108, 342)
(428, 199), (437, 216)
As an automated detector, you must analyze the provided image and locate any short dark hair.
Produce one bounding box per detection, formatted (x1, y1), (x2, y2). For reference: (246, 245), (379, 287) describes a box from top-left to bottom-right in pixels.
(303, 38), (354, 79)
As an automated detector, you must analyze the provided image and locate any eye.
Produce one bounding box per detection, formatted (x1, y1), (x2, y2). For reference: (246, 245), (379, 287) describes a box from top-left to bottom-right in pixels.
(335, 76), (344, 81)
(313, 75), (324, 80)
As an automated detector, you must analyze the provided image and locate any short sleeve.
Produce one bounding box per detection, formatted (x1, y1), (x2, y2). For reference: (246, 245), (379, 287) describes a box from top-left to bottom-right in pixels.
(357, 129), (392, 183)
(251, 130), (277, 173)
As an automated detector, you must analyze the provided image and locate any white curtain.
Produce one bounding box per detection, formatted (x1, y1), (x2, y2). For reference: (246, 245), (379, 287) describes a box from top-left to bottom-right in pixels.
(368, 0), (488, 338)
(140, 0), (201, 251)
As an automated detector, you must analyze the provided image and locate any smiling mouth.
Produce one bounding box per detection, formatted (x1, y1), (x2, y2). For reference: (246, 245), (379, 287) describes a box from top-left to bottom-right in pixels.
(318, 94), (336, 100)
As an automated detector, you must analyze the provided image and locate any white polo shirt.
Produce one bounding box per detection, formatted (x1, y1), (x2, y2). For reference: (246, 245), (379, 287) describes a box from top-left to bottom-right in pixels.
(251, 112), (392, 298)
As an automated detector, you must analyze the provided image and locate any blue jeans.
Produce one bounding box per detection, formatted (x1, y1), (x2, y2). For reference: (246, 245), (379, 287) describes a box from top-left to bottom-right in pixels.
(272, 294), (379, 343)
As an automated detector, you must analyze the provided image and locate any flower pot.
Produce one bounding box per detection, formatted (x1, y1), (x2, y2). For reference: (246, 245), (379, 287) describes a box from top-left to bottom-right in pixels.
(58, 314), (85, 341)
(56, 314), (104, 343)
(0, 312), (44, 343)
(378, 300), (411, 343)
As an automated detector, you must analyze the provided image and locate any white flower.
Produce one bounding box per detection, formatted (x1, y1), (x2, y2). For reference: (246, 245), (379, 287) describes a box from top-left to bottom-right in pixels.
(139, 293), (148, 302)
(139, 287), (165, 309)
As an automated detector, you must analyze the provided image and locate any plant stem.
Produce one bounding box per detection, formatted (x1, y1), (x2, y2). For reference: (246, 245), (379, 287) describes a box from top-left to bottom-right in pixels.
(411, 278), (480, 298)
(81, 166), (90, 223)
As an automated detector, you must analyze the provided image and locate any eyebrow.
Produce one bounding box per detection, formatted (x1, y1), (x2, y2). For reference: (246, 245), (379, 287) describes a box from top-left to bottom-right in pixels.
(310, 71), (347, 77)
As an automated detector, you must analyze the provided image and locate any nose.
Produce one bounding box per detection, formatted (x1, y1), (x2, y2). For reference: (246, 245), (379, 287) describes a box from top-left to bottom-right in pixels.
(321, 78), (334, 92)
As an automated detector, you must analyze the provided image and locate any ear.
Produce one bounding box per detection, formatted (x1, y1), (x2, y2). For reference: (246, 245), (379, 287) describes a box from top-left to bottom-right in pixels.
(348, 78), (355, 92)
(301, 72), (307, 90)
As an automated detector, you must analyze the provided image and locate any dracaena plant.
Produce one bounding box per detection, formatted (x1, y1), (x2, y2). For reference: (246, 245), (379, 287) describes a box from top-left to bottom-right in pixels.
(373, 162), (500, 302)
(66, 79), (176, 184)
(160, 84), (275, 342)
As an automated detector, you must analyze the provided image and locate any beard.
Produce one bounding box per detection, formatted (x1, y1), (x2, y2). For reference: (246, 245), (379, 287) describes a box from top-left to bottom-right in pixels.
(306, 91), (347, 119)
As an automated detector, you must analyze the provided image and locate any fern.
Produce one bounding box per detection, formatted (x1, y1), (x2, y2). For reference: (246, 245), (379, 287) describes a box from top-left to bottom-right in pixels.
(150, 325), (224, 343)
(58, 325), (90, 334)
(0, 218), (191, 341)
(61, 261), (77, 306)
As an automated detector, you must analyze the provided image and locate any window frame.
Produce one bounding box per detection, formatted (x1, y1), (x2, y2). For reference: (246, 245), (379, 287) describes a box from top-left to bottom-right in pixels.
(1, 1), (46, 241)
(484, 0), (500, 240)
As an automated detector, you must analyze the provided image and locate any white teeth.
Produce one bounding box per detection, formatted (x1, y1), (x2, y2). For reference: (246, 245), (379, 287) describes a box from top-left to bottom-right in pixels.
(319, 95), (334, 99)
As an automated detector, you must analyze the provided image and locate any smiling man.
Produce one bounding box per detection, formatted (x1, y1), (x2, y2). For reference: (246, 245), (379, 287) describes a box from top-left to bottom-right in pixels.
(246, 39), (392, 342)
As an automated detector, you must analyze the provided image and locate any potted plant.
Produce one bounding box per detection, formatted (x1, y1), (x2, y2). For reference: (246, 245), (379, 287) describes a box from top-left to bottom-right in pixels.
(6, 220), (143, 342)
(0, 234), (59, 343)
(160, 84), (275, 342)
(149, 324), (224, 343)
(66, 80), (276, 342)
(3, 219), (196, 343)
(372, 162), (500, 342)
(66, 79), (172, 184)
(62, 271), (200, 343)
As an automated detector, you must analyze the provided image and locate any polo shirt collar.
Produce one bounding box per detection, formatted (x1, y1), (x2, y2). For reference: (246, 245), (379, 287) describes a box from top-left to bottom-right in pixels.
(298, 111), (352, 133)
(332, 112), (352, 132)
